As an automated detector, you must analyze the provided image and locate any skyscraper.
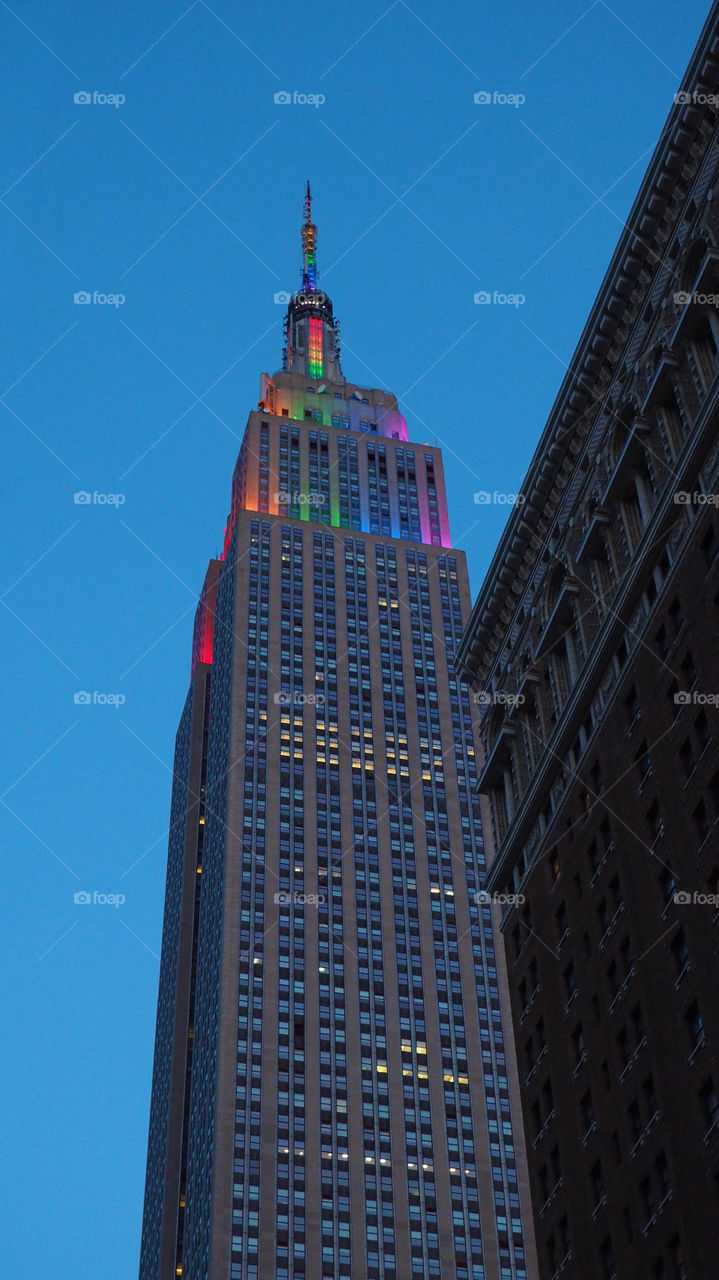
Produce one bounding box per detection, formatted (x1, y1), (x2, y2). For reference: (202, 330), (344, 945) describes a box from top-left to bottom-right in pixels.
(139, 186), (536, 1280)
(457, 5), (719, 1276)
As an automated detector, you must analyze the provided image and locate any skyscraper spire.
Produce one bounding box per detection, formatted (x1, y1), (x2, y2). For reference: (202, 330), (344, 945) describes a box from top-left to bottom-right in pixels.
(301, 179), (317, 293)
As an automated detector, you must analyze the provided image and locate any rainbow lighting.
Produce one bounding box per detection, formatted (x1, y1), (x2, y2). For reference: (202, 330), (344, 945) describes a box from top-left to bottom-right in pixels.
(302, 180), (317, 292)
(307, 315), (323, 379)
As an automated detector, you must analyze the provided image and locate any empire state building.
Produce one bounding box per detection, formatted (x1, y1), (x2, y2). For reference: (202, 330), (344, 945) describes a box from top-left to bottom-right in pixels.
(139, 186), (536, 1280)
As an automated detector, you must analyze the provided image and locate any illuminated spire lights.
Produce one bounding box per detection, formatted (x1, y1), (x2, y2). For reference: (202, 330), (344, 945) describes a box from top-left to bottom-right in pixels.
(307, 315), (323, 378)
(302, 179), (318, 293)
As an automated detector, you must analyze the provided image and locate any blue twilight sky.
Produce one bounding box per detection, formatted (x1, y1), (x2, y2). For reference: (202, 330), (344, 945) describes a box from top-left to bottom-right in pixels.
(0, 1), (711, 1275)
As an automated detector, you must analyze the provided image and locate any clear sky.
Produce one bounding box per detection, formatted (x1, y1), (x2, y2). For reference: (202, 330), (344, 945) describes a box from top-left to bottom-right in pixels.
(1, 1), (712, 1275)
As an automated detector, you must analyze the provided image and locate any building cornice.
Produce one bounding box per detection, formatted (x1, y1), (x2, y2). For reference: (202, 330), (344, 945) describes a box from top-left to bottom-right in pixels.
(457, 2), (719, 684)
(484, 378), (719, 894)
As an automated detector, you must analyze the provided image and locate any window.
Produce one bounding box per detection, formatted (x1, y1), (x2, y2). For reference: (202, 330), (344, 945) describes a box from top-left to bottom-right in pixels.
(658, 864), (676, 908)
(647, 800), (663, 844)
(599, 1235), (616, 1279)
(685, 1001), (704, 1050)
(564, 962), (577, 1002)
(693, 799), (710, 845)
(591, 1162), (601, 1208)
(670, 929), (689, 976)
(580, 1089), (595, 1135)
(548, 849), (561, 883)
(668, 1234), (688, 1280)
(624, 685), (640, 726)
(680, 650), (697, 688)
(679, 738), (695, 778)
(695, 708), (710, 752)
(700, 1077), (719, 1133)
(572, 1023), (586, 1066)
(556, 901), (569, 944)
(701, 523), (717, 567)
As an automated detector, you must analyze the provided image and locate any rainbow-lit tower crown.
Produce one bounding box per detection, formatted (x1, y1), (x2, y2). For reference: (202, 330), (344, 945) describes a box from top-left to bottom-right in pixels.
(281, 181), (343, 384)
(257, 184), (410, 445)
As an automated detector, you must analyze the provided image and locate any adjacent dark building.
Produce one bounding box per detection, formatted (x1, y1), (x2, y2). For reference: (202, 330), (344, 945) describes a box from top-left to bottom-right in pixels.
(139, 189), (538, 1280)
(457, 6), (719, 1278)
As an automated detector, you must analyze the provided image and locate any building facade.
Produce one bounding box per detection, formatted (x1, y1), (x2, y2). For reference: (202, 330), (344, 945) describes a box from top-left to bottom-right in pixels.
(457, 7), (719, 1279)
(139, 187), (537, 1280)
